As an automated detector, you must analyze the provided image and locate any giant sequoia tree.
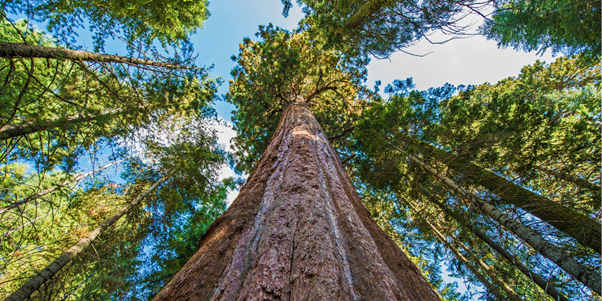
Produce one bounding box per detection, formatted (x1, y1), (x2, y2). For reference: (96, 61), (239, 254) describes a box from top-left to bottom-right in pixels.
(153, 25), (440, 300)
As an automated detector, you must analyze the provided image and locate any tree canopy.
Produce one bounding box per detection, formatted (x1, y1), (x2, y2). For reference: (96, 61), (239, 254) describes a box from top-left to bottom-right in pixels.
(351, 57), (601, 299)
(226, 24), (372, 173)
(282, 0), (480, 58)
(5, 0), (210, 50)
(481, 0), (601, 58)
(2, 0), (600, 299)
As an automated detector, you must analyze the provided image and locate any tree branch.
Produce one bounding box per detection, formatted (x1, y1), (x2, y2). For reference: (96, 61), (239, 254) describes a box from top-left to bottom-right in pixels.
(0, 42), (200, 69)
(328, 126), (355, 141)
(340, 153), (356, 165)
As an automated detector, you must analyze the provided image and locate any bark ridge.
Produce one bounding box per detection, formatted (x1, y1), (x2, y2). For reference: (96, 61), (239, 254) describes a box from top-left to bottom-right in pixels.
(154, 102), (439, 300)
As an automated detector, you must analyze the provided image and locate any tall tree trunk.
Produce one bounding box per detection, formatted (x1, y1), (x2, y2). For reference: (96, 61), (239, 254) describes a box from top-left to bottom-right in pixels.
(0, 158), (125, 214)
(399, 149), (601, 295)
(153, 98), (440, 300)
(0, 42), (197, 69)
(402, 134), (601, 254)
(0, 108), (122, 141)
(423, 190), (570, 301)
(6, 172), (171, 301)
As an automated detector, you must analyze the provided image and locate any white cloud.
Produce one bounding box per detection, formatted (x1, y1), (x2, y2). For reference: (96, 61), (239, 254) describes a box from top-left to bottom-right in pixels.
(367, 18), (557, 92)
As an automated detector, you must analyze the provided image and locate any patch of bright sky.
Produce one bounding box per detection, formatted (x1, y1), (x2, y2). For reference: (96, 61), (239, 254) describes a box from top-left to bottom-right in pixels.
(366, 31), (556, 93)
(187, 0), (305, 206)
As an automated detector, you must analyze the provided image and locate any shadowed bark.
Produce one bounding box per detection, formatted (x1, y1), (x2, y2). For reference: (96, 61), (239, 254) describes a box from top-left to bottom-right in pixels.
(153, 99), (440, 300)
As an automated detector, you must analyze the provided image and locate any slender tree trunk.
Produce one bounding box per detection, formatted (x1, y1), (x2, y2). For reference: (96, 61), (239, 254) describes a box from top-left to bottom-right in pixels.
(153, 98), (440, 300)
(0, 159), (125, 214)
(6, 173), (171, 301)
(0, 42), (197, 69)
(534, 165), (601, 195)
(399, 149), (601, 295)
(402, 135), (601, 254)
(422, 213), (509, 301)
(0, 108), (122, 141)
(423, 191), (570, 301)
(452, 233), (523, 301)
(408, 200), (522, 301)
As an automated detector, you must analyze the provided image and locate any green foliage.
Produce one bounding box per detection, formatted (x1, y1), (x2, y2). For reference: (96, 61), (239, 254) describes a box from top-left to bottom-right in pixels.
(284, 0), (473, 58)
(6, 0), (210, 50)
(1, 0), (225, 299)
(0, 19), (221, 173)
(127, 178), (235, 300)
(107, 114), (230, 299)
(351, 56), (601, 300)
(0, 20), (224, 300)
(0, 168), (146, 300)
(439, 57), (600, 212)
(482, 0), (601, 58)
(360, 187), (468, 301)
(0, 110), (229, 299)
(227, 24), (373, 173)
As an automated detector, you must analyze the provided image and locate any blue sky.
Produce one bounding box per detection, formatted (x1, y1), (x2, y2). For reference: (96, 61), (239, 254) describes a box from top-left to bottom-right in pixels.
(189, 0), (305, 120)
(184, 0), (554, 210)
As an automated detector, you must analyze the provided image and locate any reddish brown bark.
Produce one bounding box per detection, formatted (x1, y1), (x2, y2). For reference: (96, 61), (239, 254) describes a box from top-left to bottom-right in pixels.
(153, 99), (440, 300)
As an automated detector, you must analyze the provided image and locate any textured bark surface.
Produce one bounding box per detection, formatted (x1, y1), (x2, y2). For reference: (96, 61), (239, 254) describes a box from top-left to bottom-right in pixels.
(154, 101), (440, 300)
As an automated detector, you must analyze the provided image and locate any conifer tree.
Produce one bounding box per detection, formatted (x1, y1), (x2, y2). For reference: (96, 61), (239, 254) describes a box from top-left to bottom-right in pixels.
(153, 25), (440, 300)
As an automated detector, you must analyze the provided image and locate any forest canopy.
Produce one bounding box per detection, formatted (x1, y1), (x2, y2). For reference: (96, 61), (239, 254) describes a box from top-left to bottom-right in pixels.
(1, 0), (600, 300)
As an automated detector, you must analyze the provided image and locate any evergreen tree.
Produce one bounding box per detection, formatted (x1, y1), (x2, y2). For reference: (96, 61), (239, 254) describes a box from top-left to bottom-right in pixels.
(282, 0), (481, 58)
(5, 0), (210, 51)
(153, 25), (440, 300)
(0, 19), (219, 173)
